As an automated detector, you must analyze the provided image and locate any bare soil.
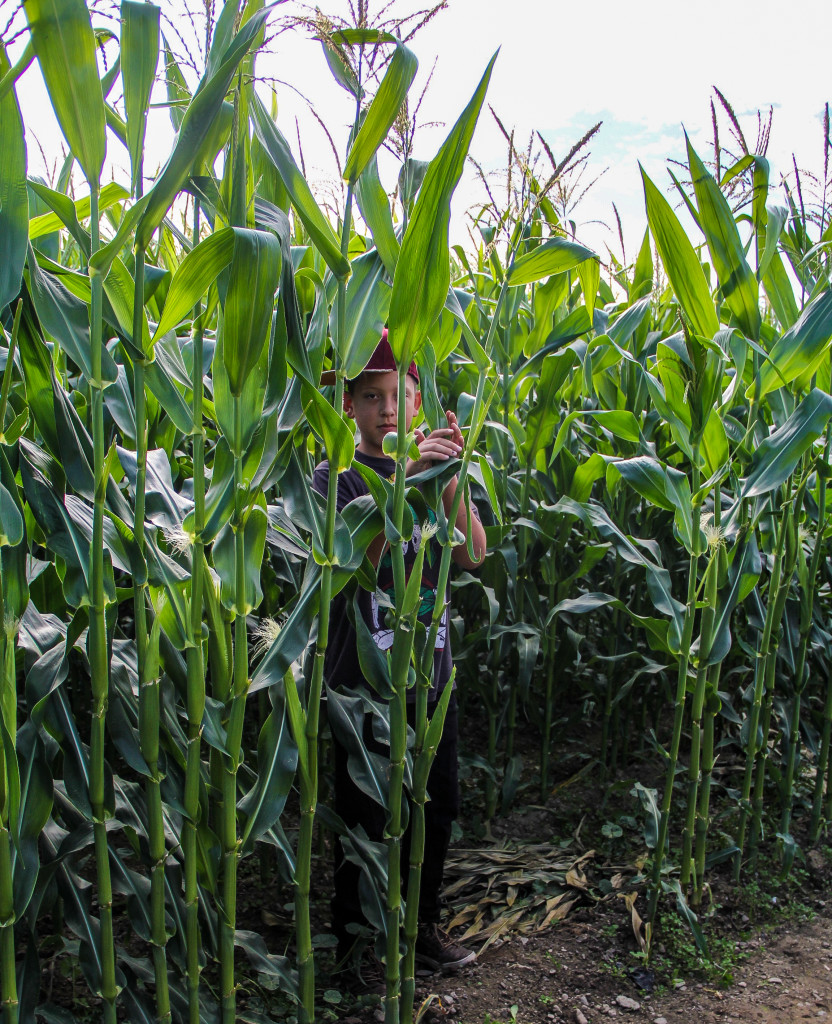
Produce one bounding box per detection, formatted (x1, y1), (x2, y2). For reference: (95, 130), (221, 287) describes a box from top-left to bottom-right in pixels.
(325, 730), (832, 1024)
(328, 834), (832, 1024)
(405, 896), (832, 1024)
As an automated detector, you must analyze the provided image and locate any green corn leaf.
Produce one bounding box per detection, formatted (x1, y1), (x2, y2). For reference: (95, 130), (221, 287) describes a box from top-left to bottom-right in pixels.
(331, 248), (391, 379)
(222, 228), (281, 397)
(750, 289), (832, 398)
(294, 268), (328, 388)
(0, 480), (23, 547)
(759, 204), (788, 281)
(355, 153), (399, 279)
(617, 455), (697, 554)
(445, 287), (489, 370)
(701, 410), (729, 479)
(0, 41), (34, 105)
(398, 156), (429, 215)
(140, 368), (191, 439)
(743, 387), (832, 497)
(12, 726), (52, 915)
(238, 697), (298, 852)
(251, 93), (351, 280)
(120, 0), (160, 194)
(507, 237), (597, 287)
(15, 308), (60, 457)
(0, 44), (27, 313)
(331, 28), (401, 45)
(615, 456), (675, 512)
(686, 136), (760, 341)
(343, 39), (417, 184)
(213, 332), (270, 456)
(326, 687), (389, 808)
(162, 35), (190, 132)
(18, 441), (94, 602)
(87, 190), (152, 280)
(641, 165), (720, 340)
(762, 249), (799, 330)
(551, 409), (640, 463)
(152, 227), (235, 343)
(28, 181), (129, 254)
(707, 532), (761, 666)
(521, 348), (576, 461)
(668, 879), (708, 955)
(319, 34), (362, 98)
(213, 505), (267, 614)
(413, 675), (454, 792)
(387, 52), (497, 367)
(631, 227), (653, 300)
(135, 6), (271, 250)
(24, 0), (106, 187)
(102, 255), (152, 360)
(0, 452), (28, 619)
(302, 383), (355, 477)
(578, 256), (600, 326)
(235, 931), (299, 1001)
(26, 244), (118, 385)
(249, 561), (322, 695)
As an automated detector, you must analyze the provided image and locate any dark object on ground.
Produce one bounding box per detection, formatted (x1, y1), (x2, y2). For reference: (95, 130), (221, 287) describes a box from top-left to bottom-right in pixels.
(628, 964), (656, 992)
(416, 922), (477, 973)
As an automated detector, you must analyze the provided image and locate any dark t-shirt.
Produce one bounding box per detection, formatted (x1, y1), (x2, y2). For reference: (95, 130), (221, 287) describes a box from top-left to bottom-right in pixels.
(312, 450), (452, 701)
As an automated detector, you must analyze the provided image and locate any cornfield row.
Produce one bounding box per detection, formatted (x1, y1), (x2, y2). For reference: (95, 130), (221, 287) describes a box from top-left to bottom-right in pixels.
(1, 1), (832, 1022)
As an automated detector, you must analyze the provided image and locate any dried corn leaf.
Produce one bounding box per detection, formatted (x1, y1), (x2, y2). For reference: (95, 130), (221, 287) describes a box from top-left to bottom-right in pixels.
(442, 841), (606, 947)
(538, 897), (578, 931)
(620, 890), (647, 953)
(565, 868), (588, 890)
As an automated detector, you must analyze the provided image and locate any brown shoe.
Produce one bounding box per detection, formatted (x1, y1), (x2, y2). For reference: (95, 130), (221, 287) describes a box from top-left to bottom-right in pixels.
(415, 922), (476, 973)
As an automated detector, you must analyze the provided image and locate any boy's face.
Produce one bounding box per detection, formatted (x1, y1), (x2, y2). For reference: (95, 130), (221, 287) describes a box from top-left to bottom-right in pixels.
(344, 371), (421, 458)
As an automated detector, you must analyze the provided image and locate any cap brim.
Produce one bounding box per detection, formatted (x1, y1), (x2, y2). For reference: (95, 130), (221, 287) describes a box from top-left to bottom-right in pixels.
(319, 367), (417, 386)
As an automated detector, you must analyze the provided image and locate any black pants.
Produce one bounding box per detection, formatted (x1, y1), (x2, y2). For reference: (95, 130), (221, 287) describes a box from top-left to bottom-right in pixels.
(332, 695), (459, 943)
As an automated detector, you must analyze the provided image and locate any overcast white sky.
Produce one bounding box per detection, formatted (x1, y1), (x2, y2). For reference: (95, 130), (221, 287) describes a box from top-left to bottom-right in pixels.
(9, 0), (832, 266)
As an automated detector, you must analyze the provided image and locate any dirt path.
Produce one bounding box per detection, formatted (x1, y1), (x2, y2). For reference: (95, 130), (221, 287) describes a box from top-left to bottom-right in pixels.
(405, 906), (832, 1024)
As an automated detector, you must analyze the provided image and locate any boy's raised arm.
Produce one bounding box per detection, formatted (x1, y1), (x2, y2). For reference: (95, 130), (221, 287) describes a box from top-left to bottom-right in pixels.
(406, 410), (487, 570)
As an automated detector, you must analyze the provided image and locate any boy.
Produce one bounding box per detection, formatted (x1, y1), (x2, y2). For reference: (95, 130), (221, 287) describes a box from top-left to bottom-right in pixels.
(312, 331), (486, 989)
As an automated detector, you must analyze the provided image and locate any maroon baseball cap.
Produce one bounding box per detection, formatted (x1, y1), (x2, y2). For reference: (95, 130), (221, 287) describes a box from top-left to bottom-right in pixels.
(320, 329), (419, 386)
(361, 329), (419, 383)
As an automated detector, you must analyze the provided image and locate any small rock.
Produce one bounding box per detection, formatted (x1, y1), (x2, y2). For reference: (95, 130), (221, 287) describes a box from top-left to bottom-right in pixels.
(575, 1011), (588, 1024)
(738, 982), (747, 988)
(374, 1010), (384, 1024)
(653, 1018), (668, 1024)
(768, 977), (783, 985)
(616, 995), (641, 1011)
(579, 995), (590, 1007)
(442, 995), (454, 1007)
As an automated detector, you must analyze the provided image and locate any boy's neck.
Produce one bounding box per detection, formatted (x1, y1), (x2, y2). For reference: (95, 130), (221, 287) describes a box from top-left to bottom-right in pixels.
(355, 440), (391, 460)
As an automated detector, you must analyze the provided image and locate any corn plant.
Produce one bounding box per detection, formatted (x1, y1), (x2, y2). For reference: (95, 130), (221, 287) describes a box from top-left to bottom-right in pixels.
(4, 1), (832, 1018)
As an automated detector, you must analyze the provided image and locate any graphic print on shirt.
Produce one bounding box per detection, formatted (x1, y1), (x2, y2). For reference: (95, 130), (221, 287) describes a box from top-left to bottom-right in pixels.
(369, 508), (447, 652)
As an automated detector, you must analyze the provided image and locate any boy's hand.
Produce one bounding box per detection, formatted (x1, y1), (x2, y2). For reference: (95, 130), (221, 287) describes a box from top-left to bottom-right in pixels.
(406, 410), (463, 475)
